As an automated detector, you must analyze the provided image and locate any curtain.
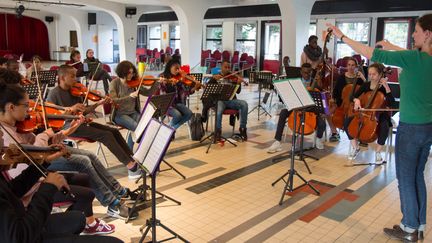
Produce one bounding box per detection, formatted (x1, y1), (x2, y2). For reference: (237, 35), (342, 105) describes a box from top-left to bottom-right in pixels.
(0, 13), (50, 61)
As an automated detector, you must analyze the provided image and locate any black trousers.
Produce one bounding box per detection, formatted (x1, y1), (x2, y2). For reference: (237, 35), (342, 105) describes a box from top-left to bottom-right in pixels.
(71, 122), (134, 165)
(274, 109), (326, 141)
(42, 211), (122, 243)
(53, 173), (95, 217)
(343, 113), (391, 145)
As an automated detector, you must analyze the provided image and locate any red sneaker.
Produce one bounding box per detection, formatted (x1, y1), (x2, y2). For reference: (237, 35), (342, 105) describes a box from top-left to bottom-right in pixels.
(82, 218), (115, 235)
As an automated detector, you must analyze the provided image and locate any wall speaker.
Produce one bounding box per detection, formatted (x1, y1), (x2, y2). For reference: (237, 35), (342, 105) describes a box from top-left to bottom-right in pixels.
(45, 16), (54, 23)
(125, 7), (137, 17)
(88, 13), (96, 25)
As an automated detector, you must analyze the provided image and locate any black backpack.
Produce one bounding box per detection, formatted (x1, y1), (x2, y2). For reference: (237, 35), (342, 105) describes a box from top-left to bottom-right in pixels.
(189, 113), (204, 141)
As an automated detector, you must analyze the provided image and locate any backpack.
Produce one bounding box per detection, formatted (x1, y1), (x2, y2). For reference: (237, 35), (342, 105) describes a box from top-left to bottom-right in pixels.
(189, 113), (204, 141)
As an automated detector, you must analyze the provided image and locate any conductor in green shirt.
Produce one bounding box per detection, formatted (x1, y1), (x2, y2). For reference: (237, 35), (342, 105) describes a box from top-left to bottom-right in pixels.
(328, 13), (432, 243)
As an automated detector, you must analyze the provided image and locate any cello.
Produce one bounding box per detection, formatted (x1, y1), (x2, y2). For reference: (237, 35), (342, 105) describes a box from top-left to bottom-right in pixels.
(331, 75), (361, 129)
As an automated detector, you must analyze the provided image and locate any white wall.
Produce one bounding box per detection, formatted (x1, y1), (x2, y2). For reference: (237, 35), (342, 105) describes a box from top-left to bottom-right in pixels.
(222, 21), (235, 52)
(161, 23), (170, 50)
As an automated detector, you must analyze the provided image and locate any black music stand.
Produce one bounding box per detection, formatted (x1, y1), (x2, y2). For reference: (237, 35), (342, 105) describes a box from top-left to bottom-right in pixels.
(248, 71), (273, 120)
(270, 79), (320, 205)
(200, 83), (238, 153)
(30, 70), (57, 87)
(134, 119), (189, 243)
(23, 83), (48, 100)
(149, 93), (186, 179)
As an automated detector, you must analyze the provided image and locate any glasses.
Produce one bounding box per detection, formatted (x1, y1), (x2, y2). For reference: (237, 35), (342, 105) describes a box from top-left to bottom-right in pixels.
(16, 103), (29, 108)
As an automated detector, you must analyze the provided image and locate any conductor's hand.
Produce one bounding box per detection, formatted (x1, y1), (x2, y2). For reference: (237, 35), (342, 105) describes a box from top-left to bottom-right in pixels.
(44, 172), (70, 191)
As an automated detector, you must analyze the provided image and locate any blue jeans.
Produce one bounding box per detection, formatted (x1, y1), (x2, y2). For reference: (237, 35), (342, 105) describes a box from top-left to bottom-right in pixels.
(216, 99), (248, 129)
(48, 147), (124, 207)
(396, 122), (432, 231)
(168, 103), (192, 129)
(114, 112), (140, 150)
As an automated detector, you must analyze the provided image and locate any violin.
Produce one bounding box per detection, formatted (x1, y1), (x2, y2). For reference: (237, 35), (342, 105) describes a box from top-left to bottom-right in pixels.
(127, 75), (164, 88)
(70, 83), (105, 102)
(173, 71), (202, 90)
(347, 82), (386, 143)
(1, 144), (64, 166)
(16, 110), (85, 133)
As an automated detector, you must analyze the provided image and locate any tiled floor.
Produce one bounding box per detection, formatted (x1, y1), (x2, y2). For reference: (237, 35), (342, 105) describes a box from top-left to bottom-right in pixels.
(70, 81), (431, 243)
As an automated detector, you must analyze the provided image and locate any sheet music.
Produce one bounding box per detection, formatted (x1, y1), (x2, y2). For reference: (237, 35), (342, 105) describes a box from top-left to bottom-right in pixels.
(133, 120), (174, 175)
(133, 103), (156, 142)
(274, 78), (315, 110)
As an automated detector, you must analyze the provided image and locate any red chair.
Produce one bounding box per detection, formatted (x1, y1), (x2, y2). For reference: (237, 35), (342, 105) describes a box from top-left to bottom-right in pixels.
(239, 53), (248, 69)
(102, 64), (111, 73)
(222, 50), (231, 62)
(50, 65), (59, 71)
(386, 67), (399, 83)
(25, 63), (32, 69)
(201, 50), (211, 66)
(231, 54), (240, 70)
(233, 51), (240, 56)
(165, 46), (173, 55)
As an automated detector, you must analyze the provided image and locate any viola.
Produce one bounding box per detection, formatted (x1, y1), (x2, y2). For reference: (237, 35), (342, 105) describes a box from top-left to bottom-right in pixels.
(1, 144), (64, 166)
(347, 82), (386, 143)
(20, 78), (34, 85)
(16, 110), (84, 133)
(173, 71), (202, 89)
(70, 83), (105, 101)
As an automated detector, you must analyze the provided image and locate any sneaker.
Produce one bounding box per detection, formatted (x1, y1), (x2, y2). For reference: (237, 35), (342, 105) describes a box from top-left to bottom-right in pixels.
(267, 140), (282, 154)
(329, 133), (340, 142)
(82, 218), (115, 235)
(120, 188), (139, 201)
(315, 138), (324, 150)
(384, 225), (418, 242)
(348, 147), (360, 160)
(128, 169), (142, 180)
(107, 202), (138, 220)
(375, 152), (383, 165)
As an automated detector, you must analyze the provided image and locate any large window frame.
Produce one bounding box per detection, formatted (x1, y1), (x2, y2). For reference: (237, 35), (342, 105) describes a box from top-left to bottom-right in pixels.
(334, 19), (371, 61)
(234, 22), (257, 57)
(383, 19), (411, 49)
(137, 25), (147, 49)
(309, 22), (317, 37)
(148, 24), (161, 50)
(169, 24), (180, 51)
(205, 24), (223, 51)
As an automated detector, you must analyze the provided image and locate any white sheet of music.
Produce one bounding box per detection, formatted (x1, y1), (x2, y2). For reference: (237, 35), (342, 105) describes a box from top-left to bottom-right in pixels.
(274, 78), (315, 110)
(133, 103), (156, 142)
(133, 120), (159, 164)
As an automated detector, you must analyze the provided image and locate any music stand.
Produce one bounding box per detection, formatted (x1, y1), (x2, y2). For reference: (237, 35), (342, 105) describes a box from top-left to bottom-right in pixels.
(149, 92), (186, 179)
(30, 70), (57, 87)
(23, 83), (48, 100)
(200, 83), (238, 153)
(248, 71), (273, 120)
(134, 119), (189, 243)
(270, 78), (320, 205)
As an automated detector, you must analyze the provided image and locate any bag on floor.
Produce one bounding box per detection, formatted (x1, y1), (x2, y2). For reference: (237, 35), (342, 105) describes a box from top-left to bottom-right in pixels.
(189, 113), (204, 141)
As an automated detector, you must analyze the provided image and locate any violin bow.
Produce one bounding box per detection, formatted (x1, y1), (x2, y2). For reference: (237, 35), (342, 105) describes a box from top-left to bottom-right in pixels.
(83, 63), (101, 104)
(0, 122), (74, 197)
(33, 60), (49, 131)
(68, 61), (81, 67)
(359, 108), (399, 112)
(189, 60), (202, 73)
(217, 66), (252, 82)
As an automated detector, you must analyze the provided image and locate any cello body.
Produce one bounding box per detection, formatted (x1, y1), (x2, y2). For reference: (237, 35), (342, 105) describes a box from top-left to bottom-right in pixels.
(332, 81), (360, 129)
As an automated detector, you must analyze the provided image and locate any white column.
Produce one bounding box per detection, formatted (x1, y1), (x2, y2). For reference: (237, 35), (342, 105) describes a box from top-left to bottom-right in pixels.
(278, 0), (316, 66)
(170, 1), (209, 66)
(222, 21), (235, 52)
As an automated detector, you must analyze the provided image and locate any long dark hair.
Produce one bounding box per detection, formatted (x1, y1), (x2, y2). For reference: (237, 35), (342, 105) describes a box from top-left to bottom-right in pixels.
(0, 82), (26, 113)
(162, 59), (181, 78)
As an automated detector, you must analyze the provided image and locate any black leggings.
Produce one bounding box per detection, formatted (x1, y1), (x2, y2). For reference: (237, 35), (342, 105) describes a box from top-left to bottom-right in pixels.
(343, 113), (391, 145)
(53, 173), (95, 217)
(42, 211), (122, 243)
(274, 109), (326, 141)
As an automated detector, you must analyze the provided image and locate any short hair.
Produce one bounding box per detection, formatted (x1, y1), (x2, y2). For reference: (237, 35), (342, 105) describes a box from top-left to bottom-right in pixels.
(301, 63), (312, 69)
(58, 64), (75, 78)
(308, 35), (318, 43)
(70, 50), (80, 60)
(115, 60), (137, 79)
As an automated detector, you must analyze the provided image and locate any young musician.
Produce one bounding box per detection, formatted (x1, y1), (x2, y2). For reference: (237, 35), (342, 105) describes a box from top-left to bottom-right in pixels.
(0, 129), (123, 243)
(26, 55), (45, 79)
(343, 63), (394, 164)
(46, 65), (142, 180)
(84, 49), (112, 94)
(159, 59), (196, 132)
(267, 63), (326, 153)
(330, 15), (432, 241)
(109, 60), (141, 149)
(331, 57), (367, 141)
(66, 50), (86, 78)
(301, 35), (327, 70)
(204, 60), (249, 140)
(0, 82), (138, 220)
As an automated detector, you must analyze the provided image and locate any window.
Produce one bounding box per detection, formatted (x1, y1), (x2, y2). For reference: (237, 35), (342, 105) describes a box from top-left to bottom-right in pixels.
(148, 25), (161, 50)
(169, 25), (181, 51)
(309, 23), (317, 37)
(137, 25), (147, 48)
(205, 25), (222, 51)
(335, 21), (370, 60)
(264, 23), (280, 60)
(235, 23), (257, 57)
(384, 20), (410, 49)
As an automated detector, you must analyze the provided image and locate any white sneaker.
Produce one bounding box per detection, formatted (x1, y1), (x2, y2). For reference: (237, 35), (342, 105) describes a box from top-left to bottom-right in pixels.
(315, 138), (324, 150)
(267, 140), (282, 154)
(348, 147), (360, 160)
(375, 152), (383, 165)
(128, 169), (142, 180)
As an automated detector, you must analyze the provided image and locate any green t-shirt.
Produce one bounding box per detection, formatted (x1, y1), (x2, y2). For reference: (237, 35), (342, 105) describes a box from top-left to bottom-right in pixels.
(371, 48), (432, 124)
